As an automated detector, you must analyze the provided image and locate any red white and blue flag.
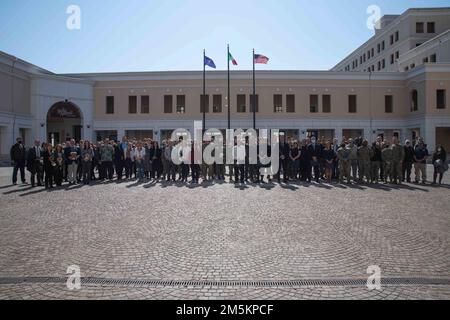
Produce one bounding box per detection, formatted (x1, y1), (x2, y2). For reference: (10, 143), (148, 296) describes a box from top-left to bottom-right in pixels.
(254, 54), (269, 64)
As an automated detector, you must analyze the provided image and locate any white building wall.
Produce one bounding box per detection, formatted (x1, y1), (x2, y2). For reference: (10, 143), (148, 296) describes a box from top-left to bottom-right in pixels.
(30, 75), (95, 143)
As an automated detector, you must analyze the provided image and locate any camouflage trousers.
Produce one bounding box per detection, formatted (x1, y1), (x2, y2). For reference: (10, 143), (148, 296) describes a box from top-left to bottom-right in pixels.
(350, 160), (358, 181)
(228, 164), (234, 181)
(358, 160), (371, 182)
(339, 160), (351, 182)
(371, 161), (381, 182)
(383, 161), (392, 182)
(391, 161), (402, 183)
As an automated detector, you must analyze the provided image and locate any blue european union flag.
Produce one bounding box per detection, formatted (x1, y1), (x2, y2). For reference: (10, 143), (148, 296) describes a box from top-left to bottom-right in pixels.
(204, 56), (216, 69)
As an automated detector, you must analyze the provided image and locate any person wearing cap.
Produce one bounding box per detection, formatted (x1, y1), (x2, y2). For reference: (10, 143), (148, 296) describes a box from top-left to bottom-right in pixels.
(402, 139), (415, 183)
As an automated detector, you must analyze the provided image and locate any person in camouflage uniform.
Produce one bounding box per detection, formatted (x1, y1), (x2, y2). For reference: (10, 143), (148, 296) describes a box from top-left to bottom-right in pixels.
(357, 139), (372, 183)
(381, 141), (393, 184)
(390, 136), (405, 184)
(347, 138), (359, 182)
(337, 142), (351, 184)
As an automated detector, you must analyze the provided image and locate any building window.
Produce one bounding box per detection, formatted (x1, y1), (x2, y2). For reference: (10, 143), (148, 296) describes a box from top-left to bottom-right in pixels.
(273, 94), (283, 113)
(377, 61), (381, 71)
(368, 50), (371, 59)
(395, 31), (399, 42)
(322, 95), (331, 113)
(382, 59), (385, 69)
(410, 63), (415, 69)
(390, 54), (395, 64)
(390, 35), (394, 45)
(310, 95), (318, 113)
(377, 43), (381, 53)
(286, 94), (295, 113)
(213, 95), (222, 113)
(176, 95), (186, 114)
(416, 22), (424, 33)
(128, 96), (137, 114)
(411, 90), (418, 111)
(164, 95), (173, 114)
(371, 48), (374, 57)
(200, 94), (209, 113)
(423, 57), (429, 63)
(250, 94), (259, 113)
(106, 96), (114, 114)
(437, 90), (446, 109)
(348, 95), (357, 113)
(385, 95), (393, 113)
(430, 54), (437, 63)
(395, 51), (400, 59)
(371, 65), (375, 72)
(382, 41), (385, 50)
(427, 22), (435, 33)
(141, 96), (149, 114)
(237, 94), (246, 113)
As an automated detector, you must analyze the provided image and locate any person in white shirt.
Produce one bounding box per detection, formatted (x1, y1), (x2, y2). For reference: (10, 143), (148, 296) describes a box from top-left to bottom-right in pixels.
(132, 142), (146, 182)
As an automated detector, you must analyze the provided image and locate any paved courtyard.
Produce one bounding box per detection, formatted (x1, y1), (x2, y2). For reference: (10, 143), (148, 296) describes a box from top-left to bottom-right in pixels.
(0, 167), (449, 300)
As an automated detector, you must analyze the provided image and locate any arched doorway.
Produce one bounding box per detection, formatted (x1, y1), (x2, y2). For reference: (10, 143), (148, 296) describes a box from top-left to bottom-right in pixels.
(47, 101), (83, 145)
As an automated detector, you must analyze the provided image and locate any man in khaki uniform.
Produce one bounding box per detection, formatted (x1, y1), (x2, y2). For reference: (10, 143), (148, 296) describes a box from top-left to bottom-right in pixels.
(347, 138), (359, 182)
(357, 139), (372, 183)
(337, 143), (351, 184)
(381, 142), (393, 184)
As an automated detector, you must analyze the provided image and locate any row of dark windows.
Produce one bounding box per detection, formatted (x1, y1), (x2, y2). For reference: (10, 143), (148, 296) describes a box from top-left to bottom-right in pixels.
(410, 89), (446, 111)
(345, 31), (400, 71)
(345, 21), (436, 72)
(404, 53), (437, 71)
(105, 90), (446, 115)
(416, 22), (435, 34)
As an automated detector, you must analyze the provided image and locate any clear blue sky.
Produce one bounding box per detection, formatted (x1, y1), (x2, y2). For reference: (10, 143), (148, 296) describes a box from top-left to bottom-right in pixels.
(0, 0), (448, 73)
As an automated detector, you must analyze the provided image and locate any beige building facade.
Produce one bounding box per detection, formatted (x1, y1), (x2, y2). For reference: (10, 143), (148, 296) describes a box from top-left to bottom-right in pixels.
(1, 7), (449, 162)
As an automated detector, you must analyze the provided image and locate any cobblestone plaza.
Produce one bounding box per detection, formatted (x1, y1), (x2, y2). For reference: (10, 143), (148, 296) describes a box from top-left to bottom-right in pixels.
(0, 167), (449, 300)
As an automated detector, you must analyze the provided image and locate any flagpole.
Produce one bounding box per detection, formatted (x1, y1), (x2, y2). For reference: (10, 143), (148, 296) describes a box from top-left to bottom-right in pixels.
(203, 49), (206, 134)
(227, 44), (231, 130)
(252, 49), (256, 130)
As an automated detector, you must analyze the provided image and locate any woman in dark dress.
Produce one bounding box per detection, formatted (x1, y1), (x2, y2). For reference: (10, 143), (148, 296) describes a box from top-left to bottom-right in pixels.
(322, 140), (336, 184)
(150, 141), (163, 180)
(289, 142), (300, 180)
(432, 145), (447, 185)
(54, 144), (64, 187)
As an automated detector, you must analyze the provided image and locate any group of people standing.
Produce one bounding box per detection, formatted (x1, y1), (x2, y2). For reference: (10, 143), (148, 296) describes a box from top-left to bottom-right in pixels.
(9, 134), (448, 188)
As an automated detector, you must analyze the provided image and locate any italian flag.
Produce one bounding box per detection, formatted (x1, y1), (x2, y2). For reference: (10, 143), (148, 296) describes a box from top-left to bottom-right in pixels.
(228, 52), (238, 66)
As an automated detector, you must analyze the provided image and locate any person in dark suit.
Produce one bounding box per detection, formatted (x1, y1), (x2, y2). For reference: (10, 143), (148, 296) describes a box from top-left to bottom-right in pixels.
(27, 139), (44, 187)
(299, 139), (310, 182)
(10, 137), (27, 185)
(308, 136), (323, 183)
(150, 141), (163, 180)
(43, 143), (55, 189)
(278, 136), (290, 183)
(190, 141), (201, 184)
(114, 141), (125, 180)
